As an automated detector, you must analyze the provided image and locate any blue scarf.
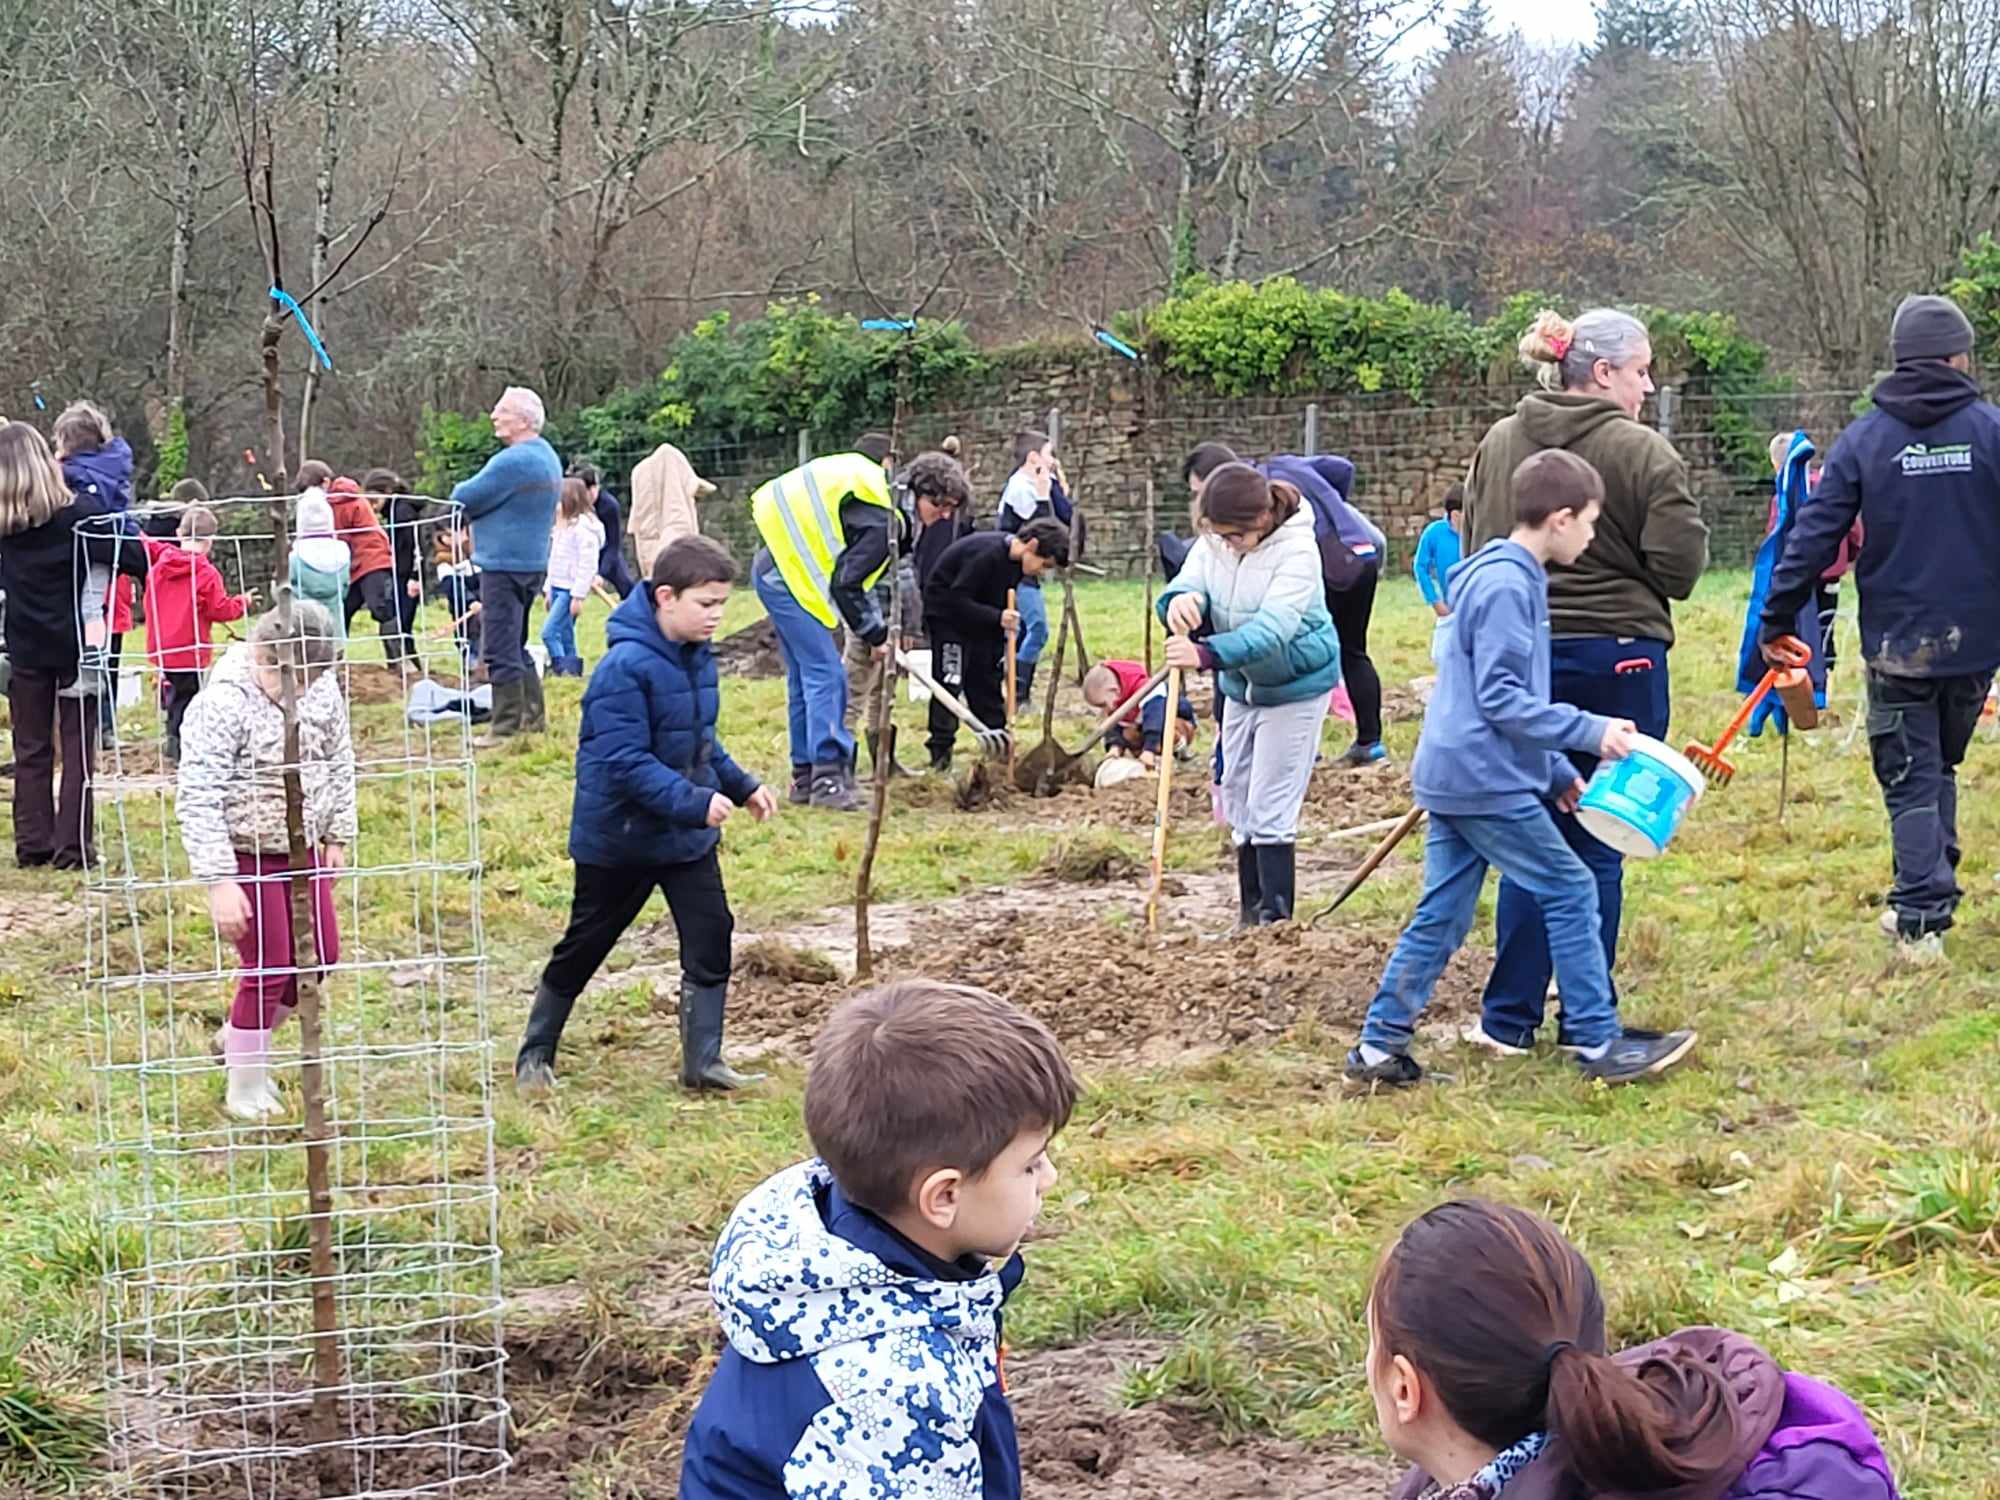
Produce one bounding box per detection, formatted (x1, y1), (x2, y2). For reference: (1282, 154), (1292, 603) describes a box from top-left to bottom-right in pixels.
(1423, 1432), (1551, 1499)
(1736, 430), (1826, 736)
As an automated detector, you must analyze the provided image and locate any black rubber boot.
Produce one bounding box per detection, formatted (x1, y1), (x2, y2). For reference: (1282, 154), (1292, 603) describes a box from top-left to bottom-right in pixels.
(1235, 842), (1264, 931)
(865, 731), (911, 780)
(1016, 662), (1036, 707)
(1254, 842), (1297, 923)
(678, 981), (766, 1091)
(514, 981), (577, 1095)
(474, 678), (524, 747)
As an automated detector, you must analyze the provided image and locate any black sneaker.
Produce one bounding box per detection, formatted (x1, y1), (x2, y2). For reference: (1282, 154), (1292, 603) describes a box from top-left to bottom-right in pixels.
(1575, 1029), (1698, 1084)
(809, 771), (860, 812)
(786, 767), (812, 806)
(1343, 1048), (1425, 1090)
(1558, 1025), (1663, 1057)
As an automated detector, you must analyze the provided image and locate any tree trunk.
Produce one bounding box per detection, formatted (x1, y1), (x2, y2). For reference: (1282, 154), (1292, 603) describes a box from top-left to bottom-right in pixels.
(165, 68), (198, 413)
(298, 4), (348, 467)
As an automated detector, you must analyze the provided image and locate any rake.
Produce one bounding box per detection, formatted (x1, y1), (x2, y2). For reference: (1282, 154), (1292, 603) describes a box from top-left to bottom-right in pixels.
(895, 650), (1011, 757)
(1685, 635), (1810, 786)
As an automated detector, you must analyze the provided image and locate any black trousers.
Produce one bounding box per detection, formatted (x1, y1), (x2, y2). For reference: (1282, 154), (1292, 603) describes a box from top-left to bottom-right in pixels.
(9, 669), (96, 867)
(924, 624), (1006, 759)
(1328, 567), (1382, 745)
(1867, 668), (1991, 936)
(478, 570), (544, 686)
(164, 670), (204, 744)
(346, 569), (411, 660)
(541, 852), (734, 1005)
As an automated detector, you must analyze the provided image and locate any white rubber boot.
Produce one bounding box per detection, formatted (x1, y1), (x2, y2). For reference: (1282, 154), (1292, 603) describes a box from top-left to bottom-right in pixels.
(221, 1024), (285, 1122)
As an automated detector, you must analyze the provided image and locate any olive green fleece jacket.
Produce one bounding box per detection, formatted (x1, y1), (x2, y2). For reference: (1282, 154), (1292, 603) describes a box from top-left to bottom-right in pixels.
(1461, 391), (1709, 644)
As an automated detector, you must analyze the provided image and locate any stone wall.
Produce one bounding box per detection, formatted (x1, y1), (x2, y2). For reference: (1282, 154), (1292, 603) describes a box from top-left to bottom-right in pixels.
(673, 359), (1870, 577)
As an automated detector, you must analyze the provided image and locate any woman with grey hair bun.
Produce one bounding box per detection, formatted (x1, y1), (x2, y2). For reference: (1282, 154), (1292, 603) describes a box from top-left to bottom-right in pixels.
(1456, 307), (1710, 1063)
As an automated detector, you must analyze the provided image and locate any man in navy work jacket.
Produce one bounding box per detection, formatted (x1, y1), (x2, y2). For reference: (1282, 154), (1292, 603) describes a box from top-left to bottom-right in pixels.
(1761, 294), (2000, 960)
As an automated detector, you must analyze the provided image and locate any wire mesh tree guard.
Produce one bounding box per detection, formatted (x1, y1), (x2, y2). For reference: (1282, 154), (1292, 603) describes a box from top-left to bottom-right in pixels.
(83, 494), (507, 1499)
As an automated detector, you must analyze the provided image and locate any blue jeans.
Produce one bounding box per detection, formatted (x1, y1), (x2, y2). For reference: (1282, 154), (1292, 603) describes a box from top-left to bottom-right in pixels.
(541, 587), (578, 667)
(1361, 806), (1617, 1054)
(1481, 636), (1670, 1047)
(755, 562), (854, 771)
(1015, 579), (1048, 670)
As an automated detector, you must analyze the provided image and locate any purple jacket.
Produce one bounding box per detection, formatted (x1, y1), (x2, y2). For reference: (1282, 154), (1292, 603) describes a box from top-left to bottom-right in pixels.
(1390, 1327), (1896, 1500)
(1260, 454), (1382, 592)
(61, 438), (136, 512)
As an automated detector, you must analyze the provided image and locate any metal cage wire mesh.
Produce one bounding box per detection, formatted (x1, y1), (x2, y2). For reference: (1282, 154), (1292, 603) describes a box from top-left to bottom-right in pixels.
(82, 494), (507, 1499)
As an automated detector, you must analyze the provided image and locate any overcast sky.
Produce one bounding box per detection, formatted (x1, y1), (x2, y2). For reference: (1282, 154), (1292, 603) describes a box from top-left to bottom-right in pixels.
(1403, 0), (1601, 53)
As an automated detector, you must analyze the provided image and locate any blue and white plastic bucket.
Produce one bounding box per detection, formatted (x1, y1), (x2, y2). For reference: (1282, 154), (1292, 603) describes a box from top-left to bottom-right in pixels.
(1575, 734), (1705, 859)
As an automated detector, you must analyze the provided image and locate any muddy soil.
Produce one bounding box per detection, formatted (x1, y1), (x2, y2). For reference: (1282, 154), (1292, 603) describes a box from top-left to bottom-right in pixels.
(712, 616), (786, 679)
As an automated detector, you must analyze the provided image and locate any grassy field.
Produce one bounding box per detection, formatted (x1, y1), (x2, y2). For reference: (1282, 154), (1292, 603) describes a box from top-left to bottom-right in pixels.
(2, 572), (1999, 1497)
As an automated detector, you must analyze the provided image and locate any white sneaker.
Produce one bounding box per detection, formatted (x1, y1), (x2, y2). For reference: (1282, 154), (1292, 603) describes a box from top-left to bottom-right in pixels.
(1892, 932), (1946, 967)
(1878, 908), (1900, 937)
(1460, 1022), (1533, 1058)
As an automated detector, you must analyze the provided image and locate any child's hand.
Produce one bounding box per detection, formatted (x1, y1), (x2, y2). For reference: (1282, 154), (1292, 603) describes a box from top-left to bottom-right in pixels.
(569, 595), (584, 617)
(1165, 594), (1204, 635)
(1554, 777), (1587, 813)
(1164, 635), (1202, 671)
(1432, 601), (1451, 619)
(1001, 607), (1021, 633)
(1140, 750), (1158, 771)
(244, 589), (262, 609)
(1600, 719), (1638, 760)
(706, 793), (734, 828)
(319, 842), (347, 871)
(746, 785), (778, 821)
(407, 578), (421, 599)
(208, 882), (252, 942)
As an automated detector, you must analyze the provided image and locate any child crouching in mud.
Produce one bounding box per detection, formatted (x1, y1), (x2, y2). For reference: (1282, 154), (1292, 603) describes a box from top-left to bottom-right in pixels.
(176, 602), (355, 1122)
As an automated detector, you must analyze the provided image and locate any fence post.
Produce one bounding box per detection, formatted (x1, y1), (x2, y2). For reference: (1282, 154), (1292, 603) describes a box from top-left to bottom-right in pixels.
(796, 428), (811, 466)
(1304, 402), (1319, 456)
(1655, 387), (1676, 440)
(1047, 406), (1062, 451)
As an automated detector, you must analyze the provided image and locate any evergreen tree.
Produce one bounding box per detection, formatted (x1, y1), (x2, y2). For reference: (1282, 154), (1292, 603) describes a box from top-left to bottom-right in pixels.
(1588, 0), (1690, 65)
(1444, 0), (1494, 54)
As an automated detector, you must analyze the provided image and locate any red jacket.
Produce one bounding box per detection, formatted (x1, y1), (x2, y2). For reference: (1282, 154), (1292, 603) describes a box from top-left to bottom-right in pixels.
(143, 538), (252, 671)
(1101, 658), (1154, 725)
(329, 479), (394, 579)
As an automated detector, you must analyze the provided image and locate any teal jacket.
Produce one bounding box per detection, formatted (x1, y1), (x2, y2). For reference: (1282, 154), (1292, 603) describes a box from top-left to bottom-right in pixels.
(1157, 506), (1340, 706)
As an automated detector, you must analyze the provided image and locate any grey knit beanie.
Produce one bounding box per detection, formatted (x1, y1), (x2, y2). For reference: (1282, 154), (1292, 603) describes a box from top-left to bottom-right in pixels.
(1891, 294), (1975, 364)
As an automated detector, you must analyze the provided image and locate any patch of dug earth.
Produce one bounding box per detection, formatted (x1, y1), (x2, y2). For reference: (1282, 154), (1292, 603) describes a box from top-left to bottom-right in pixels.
(726, 906), (1488, 1070)
(1013, 1339), (1395, 1499)
(712, 616), (785, 678)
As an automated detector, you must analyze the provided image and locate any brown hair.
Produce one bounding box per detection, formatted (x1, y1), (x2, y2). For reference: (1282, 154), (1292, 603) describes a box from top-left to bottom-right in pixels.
(1182, 441), (1239, 483)
(177, 505), (220, 541)
(52, 399), (113, 458)
(295, 459), (334, 491)
(1511, 450), (1603, 529)
(903, 451), (973, 509)
(168, 477), (211, 506)
(361, 467), (404, 496)
(853, 432), (894, 464)
(805, 981), (1079, 1216)
(1198, 462), (1299, 538)
(1371, 1200), (1739, 1492)
(0, 421), (72, 536)
(1012, 428), (1051, 470)
(652, 534), (738, 592)
(557, 476), (593, 524)
(1442, 482), (1464, 514)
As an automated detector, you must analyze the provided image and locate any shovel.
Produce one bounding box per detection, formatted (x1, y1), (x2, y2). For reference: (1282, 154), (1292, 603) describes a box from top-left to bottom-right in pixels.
(1005, 588), (1018, 777)
(1143, 667), (1185, 936)
(1307, 806), (1426, 927)
(895, 650), (1010, 757)
(1015, 666), (1172, 793)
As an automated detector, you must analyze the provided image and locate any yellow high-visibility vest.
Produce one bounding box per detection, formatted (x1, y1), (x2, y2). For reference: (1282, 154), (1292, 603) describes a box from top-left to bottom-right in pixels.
(751, 453), (893, 627)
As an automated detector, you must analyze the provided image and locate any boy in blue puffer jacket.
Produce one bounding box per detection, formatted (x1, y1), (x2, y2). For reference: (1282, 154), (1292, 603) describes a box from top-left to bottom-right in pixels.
(1344, 451), (1697, 1091)
(514, 536), (777, 1095)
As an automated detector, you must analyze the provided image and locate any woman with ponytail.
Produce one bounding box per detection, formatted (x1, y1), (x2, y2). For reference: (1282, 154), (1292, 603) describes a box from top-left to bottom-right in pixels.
(1158, 462), (1340, 925)
(1459, 308), (1709, 1060)
(1369, 1200), (1898, 1500)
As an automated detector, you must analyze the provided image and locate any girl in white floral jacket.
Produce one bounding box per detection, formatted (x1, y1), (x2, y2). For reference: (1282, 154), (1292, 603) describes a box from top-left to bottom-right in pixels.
(176, 602), (357, 1121)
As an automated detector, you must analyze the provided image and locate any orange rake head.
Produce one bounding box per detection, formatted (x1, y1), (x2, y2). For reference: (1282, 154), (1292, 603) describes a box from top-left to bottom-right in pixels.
(1685, 636), (1811, 787)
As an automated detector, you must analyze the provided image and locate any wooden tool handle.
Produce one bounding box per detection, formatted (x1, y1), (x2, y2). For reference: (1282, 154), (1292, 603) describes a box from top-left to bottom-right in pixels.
(1309, 805), (1425, 926)
(1081, 666), (1171, 746)
(1005, 589), (1018, 769)
(1145, 667), (1184, 936)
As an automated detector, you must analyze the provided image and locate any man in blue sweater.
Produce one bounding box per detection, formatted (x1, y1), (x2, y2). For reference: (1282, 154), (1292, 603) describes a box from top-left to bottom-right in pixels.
(450, 386), (563, 741)
(1345, 450), (1696, 1091)
(1761, 294), (2000, 961)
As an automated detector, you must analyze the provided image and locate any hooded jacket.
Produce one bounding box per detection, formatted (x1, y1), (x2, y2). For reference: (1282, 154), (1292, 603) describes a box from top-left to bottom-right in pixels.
(62, 439), (139, 632)
(567, 585), (760, 868)
(174, 644), (357, 883)
(1261, 454), (1384, 591)
(1413, 539), (1610, 816)
(1156, 505), (1342, 706)
(1389, 1327), (1896, 1500)
(327, 479), (394, 580)
(1463, 393), (1708, 644)
(1762, 361), (2000, 679)
(142, 538), (252, 672)
(680, 1159), (1024, 1500)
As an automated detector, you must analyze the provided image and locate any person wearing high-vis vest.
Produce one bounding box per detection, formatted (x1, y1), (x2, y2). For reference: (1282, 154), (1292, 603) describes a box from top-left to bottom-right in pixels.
(750, 438), (971, 811)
